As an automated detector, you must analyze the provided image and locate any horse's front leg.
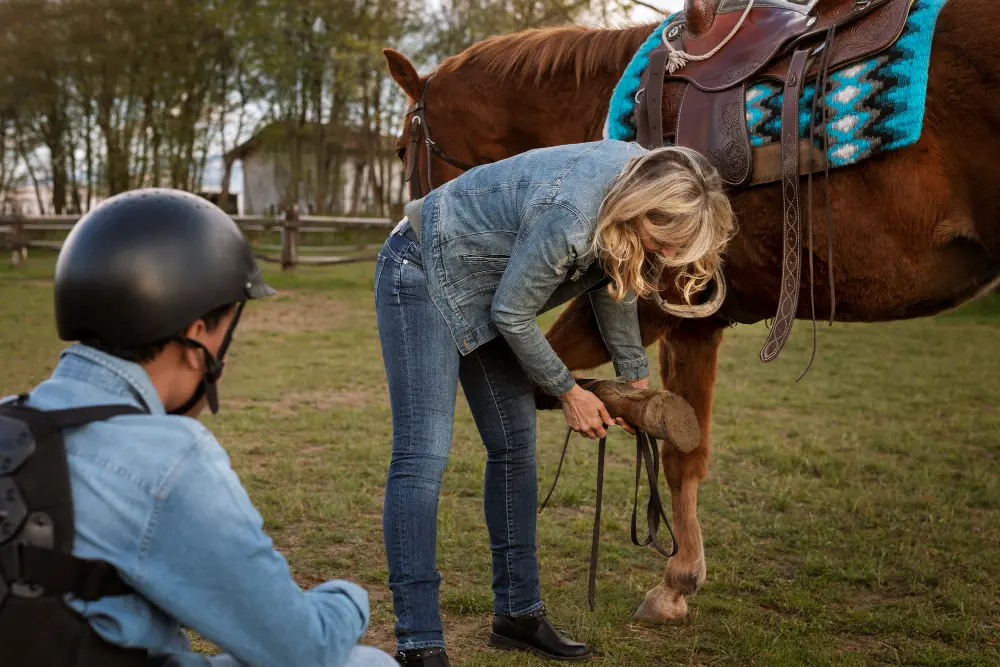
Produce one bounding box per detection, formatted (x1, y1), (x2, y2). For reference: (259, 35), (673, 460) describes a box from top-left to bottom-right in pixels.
(635, 319), (724, 622)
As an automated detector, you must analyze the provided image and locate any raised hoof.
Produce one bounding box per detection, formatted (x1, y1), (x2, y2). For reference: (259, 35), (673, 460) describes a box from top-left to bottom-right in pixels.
(541, 380), (701, 452)
(633, 583), (689, 622)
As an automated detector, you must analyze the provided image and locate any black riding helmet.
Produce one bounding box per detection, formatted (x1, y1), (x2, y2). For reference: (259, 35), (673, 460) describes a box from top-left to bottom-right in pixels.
(54, 188), (276, 415)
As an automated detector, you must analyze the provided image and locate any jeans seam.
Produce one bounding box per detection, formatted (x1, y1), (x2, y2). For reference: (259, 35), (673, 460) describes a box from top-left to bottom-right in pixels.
(510, 600), (546, 617)
(398, 639), (447, 652)
(393, 254), (413, 629)
(383, 235), (413, 263)
(374, 255), (386, 309)
(473, 348), (516, 616)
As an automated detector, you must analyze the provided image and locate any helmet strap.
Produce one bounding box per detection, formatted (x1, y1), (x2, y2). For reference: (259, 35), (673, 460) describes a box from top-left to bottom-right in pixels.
(168, 301), (246, 416)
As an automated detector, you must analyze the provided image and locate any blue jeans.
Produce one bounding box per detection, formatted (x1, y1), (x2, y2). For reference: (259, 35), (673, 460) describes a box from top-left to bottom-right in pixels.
(375, 224), (543, 651)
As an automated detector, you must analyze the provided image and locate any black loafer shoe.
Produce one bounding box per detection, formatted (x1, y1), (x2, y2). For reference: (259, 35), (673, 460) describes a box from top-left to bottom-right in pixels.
(394, 646), (451, 667)
(488, 608), (592, 661)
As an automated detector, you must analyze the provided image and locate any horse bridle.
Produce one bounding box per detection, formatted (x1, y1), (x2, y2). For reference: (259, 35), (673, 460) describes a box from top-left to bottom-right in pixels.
(403, 77), (481, 200)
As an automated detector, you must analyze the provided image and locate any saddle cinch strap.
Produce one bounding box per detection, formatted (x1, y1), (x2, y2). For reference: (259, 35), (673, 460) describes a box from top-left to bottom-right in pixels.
(634, 0), (915, 370)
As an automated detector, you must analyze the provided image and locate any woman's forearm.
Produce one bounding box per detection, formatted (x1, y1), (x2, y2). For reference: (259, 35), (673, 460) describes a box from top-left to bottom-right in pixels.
(588, 288), (649, 381)
(490, 309), (577, 396)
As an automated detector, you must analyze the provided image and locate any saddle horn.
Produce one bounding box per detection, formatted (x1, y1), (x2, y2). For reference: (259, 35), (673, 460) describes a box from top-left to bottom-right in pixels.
(684, 0), (719, 39)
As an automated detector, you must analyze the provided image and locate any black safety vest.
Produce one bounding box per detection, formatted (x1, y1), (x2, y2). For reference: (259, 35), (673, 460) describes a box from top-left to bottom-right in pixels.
(0, 396), (151, 666)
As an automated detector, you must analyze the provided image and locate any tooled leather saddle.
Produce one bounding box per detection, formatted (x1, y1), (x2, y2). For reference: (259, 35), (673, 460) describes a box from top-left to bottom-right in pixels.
(634, 0), (914, 364)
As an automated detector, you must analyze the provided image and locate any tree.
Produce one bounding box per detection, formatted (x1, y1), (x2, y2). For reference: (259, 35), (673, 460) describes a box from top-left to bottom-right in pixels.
(0, 0), (623, 216)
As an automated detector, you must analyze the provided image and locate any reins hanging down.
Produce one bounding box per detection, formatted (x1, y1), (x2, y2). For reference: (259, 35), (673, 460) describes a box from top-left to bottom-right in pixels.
(539, 427), (677, 611)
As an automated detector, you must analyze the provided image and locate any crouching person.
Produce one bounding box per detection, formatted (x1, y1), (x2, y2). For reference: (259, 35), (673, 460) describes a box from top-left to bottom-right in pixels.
(0, 189), (396, 667)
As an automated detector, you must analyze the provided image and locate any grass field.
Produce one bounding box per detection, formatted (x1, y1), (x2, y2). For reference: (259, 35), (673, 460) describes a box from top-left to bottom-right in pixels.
(2, 250), (999, 666)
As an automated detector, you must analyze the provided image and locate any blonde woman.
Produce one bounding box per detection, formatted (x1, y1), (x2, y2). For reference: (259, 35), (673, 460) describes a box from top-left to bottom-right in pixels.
(375, 140), (735, 667)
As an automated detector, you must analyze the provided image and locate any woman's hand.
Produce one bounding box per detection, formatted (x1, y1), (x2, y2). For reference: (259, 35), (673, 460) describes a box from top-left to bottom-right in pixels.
(559, 384), (613, 439)
(614, 417), (637, 435)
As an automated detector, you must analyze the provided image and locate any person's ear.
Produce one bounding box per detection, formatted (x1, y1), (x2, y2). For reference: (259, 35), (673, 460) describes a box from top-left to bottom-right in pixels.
(179, 320), (208, 370)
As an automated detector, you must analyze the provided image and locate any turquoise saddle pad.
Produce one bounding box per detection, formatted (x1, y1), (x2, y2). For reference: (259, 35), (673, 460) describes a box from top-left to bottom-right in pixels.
(605, 0), (949, 169)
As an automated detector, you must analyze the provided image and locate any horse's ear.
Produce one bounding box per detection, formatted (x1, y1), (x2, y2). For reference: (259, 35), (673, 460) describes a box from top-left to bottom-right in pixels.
(383, 49), (423, 101)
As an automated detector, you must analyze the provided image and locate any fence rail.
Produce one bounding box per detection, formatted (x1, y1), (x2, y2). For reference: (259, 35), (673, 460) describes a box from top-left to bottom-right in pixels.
(1, 208), (397, 270)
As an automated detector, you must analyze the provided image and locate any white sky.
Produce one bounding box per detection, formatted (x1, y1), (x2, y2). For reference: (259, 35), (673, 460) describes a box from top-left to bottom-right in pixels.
(212, 0), (687, 194)
(16, 0), (688, 195)
(593, 0), (684, 26)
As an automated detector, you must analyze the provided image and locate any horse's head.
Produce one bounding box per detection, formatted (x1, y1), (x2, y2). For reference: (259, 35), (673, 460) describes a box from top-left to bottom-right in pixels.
(383, 27), (648, 198)
(382, 48), (530, 200)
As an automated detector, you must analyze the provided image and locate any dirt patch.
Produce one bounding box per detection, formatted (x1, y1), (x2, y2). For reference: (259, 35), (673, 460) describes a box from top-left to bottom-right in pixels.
(240, 291), (368, 334)
(836, 635), (890, 654)
(839, 587), (915, 613)
(223, 388), (373, 415)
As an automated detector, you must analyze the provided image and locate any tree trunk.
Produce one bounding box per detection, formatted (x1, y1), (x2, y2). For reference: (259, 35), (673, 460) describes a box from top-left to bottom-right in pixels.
(349, 160), (364, 214)
(84, 109), (94, 210)
(68, 138), (82, 214)
(368, 162), (384, 216)
(19, 144), (46, 215)
(332, 153), (343, 214)
(220, 156), (234, 212)
(47, 115), (68, 214)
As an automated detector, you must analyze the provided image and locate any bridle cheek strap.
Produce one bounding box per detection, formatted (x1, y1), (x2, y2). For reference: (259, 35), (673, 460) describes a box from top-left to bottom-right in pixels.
(403, 77), (481, 200)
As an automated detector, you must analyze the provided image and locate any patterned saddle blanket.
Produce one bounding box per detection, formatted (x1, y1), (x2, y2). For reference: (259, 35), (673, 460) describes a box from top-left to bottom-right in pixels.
(605, 0), (948, 171)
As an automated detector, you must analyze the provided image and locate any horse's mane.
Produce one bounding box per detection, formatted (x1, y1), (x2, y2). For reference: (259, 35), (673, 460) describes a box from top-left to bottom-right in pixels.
(436, 23), (658, 86)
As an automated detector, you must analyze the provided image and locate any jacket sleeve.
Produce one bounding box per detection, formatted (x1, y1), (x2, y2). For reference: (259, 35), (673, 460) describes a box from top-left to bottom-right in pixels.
(588, 286), (649, 381)
(135, 432), (370, 667)
(490, 202), (591, 397)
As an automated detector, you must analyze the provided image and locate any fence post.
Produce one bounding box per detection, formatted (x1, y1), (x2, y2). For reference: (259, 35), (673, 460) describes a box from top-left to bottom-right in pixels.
(9, 218), (27, 267)
(280, 205), (299, 271)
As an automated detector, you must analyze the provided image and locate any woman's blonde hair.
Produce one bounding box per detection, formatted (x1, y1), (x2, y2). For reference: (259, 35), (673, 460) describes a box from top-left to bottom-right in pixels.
(590, 145), (736, 305)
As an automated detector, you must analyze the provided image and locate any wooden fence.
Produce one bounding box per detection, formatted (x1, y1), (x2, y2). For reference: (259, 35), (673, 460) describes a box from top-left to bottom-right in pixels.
(0, 208), (397, 270)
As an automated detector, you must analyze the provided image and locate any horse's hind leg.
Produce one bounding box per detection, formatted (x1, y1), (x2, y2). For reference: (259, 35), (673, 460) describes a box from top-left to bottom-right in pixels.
(635, 319), (724, 622)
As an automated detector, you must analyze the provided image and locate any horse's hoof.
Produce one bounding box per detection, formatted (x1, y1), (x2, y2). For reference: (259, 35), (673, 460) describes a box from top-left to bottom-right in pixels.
(592, 382), (701, 452)
(633, 583), (688, 622)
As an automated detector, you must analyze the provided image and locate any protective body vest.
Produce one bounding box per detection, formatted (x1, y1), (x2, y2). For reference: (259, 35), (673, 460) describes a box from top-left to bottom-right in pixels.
(0, 396), (151, 666)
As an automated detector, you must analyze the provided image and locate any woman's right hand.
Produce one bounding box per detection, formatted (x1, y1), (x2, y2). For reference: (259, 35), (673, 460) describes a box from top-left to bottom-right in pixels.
(559, 384), (613, 439)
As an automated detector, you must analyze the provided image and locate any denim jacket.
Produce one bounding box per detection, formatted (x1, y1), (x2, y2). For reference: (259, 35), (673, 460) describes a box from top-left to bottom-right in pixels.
(418, 139), (651, 396)
(2, 344), (370, 667)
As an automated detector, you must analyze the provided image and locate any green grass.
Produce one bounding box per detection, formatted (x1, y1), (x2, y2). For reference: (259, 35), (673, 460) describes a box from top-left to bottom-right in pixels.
(3, 252), (999, 666)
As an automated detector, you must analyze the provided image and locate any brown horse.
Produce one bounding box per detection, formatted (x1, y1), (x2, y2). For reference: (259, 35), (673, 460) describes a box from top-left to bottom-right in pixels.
(381, 0), (1000, 623)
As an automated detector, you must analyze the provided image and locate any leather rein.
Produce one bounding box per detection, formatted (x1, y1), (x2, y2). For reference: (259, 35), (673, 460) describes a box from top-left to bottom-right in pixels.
(538, 382), (677, 612)
(403, 77), (480, 200)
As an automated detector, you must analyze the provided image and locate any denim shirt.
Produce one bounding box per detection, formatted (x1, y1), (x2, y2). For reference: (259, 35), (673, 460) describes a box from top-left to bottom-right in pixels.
(2, 344), (370, 667)
(418, 139), (650, 396)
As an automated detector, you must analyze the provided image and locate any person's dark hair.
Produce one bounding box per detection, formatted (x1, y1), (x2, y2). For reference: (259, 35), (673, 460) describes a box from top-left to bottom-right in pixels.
(82, 302), (237, 364)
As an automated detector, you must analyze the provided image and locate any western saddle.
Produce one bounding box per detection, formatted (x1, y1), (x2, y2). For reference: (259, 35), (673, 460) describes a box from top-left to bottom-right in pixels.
(634, 0), (914, 364)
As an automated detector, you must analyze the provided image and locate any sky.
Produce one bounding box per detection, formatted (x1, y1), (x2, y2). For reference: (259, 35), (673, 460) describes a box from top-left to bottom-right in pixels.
(14, 1), (687, 197)
(209, 0), (686, 195)
(590, 0), (683, 26)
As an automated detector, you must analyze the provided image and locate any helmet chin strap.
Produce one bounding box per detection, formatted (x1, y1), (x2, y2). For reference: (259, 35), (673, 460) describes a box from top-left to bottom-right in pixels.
(169, 302), (246, 416)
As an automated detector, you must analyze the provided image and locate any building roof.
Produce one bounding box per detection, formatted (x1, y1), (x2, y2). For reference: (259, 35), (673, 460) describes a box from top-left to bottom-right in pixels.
(225, 121), (398, 162)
